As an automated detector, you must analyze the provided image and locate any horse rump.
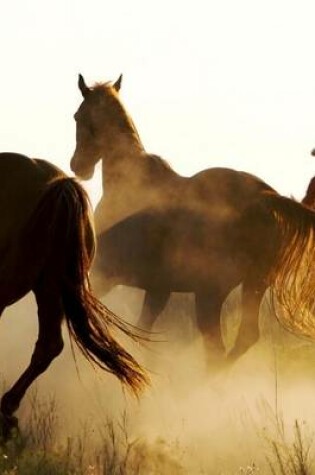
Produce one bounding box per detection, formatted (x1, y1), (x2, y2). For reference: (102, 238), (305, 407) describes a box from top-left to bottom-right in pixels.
(27, 177), (149, 394)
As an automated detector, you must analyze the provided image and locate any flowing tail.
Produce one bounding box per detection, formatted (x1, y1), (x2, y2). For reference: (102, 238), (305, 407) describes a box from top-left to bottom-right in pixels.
(28, 177), (149, 394)
(262, 191), (315, 338)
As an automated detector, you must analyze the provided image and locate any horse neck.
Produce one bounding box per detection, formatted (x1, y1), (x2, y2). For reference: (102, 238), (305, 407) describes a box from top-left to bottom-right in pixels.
(101, 133), (145, 193)
(100, 133), (179, 195)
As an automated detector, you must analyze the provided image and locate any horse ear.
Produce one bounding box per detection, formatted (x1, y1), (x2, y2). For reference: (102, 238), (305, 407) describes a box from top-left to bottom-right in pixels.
(113, 74), (123, 92)
(78, 74), (90, 98)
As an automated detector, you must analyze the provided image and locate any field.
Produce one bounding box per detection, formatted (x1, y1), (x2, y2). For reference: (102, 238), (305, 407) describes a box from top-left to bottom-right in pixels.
(1, 287), (315, 474)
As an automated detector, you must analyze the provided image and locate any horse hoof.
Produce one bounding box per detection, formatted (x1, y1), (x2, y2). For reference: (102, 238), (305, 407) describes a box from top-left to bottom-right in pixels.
(0, 413), (19, 441)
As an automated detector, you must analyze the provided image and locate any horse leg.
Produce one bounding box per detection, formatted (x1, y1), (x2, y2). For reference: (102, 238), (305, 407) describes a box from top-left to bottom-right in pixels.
(137, 290), (170, 331)
(195, 289), (227, 368)
(228, 280), (267, 362)
(0, 281), (64, 438)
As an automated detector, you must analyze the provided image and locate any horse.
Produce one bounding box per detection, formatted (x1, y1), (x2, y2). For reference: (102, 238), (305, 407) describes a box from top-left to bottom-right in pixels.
(302, 176), (315, 208)
(70, 75), (315, 361)
(0, 152), (147, 438)
(303, 148), (315, 207)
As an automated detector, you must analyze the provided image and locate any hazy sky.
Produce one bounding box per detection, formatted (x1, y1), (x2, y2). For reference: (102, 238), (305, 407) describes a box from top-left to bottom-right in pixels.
(1, 0), (315, 204)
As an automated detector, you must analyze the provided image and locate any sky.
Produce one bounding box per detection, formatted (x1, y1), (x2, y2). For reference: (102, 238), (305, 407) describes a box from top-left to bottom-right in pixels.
(1, 0), (315, 205)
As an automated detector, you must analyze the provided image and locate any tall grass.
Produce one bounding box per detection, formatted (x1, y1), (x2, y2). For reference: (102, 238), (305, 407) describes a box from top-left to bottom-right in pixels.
(263, 414), (314, 474)
(0, 390), (185, 475)
(0, 388), (314, 473)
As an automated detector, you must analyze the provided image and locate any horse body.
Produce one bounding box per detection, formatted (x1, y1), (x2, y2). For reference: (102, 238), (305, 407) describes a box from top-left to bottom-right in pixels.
(92, 191), (280, 358)
(93, 152), (186, 232)
(0, 154), (58, 248)
(0, 152), (146, 437)
(0, 154), (64, 305)
(94, 196), (276, 290)
(70, 75), (315, 362)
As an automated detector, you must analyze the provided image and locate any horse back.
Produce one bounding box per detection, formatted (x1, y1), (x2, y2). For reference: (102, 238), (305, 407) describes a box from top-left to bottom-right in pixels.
(0, 153), (64, 249)
(190, 167), (275, 207)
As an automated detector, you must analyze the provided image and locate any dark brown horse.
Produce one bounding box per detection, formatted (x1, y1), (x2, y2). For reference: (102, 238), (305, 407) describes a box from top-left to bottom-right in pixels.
(70, 75), (315, 361)
(0, 152), (147, 437)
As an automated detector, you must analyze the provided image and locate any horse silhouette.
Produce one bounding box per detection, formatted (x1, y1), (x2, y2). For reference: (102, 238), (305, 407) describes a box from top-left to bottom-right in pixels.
(70, 75), (315, 362)
(0, 152), (147, 437)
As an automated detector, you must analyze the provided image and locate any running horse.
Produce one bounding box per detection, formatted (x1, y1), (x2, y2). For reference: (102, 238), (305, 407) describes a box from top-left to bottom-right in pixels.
(0, 153), (147, 438)
(70, 75), (315, 361)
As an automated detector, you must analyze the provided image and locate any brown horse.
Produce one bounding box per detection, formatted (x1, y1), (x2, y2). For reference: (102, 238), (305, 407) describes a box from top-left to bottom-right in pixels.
(303, 148), (315, 206)
(302, 176), (315, 208)
(0, 152), (147, 437)
(70, 75), (315, 361)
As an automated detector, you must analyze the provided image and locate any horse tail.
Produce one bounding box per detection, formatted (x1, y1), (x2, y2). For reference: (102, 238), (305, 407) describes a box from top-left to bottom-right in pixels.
(262, 191), (315, 338)
(29, 177), (148, 394)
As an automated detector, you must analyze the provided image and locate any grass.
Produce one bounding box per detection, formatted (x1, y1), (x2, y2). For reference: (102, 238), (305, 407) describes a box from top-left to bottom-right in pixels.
(264, 417), (314, 475)
(0, 389), (186, 475)
(0, 385), (314, 474)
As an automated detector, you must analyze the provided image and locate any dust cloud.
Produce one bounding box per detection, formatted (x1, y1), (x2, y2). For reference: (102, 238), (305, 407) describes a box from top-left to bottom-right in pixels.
(1, 286), (315, 473)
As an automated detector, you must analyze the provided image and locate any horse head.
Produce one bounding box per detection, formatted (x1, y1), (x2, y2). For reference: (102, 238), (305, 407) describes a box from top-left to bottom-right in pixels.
(70, 73), (124, 180)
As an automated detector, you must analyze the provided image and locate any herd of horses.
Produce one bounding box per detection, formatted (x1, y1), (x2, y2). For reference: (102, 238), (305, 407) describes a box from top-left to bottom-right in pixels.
(1, 74), (315, 437)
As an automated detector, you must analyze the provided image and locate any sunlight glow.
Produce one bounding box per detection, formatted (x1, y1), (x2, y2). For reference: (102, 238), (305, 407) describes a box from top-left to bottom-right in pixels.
(1, 0), (315, 205)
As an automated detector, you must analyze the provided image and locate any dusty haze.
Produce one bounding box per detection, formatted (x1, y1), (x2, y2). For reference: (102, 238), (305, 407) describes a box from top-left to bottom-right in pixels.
(1, 285), (315, 473)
